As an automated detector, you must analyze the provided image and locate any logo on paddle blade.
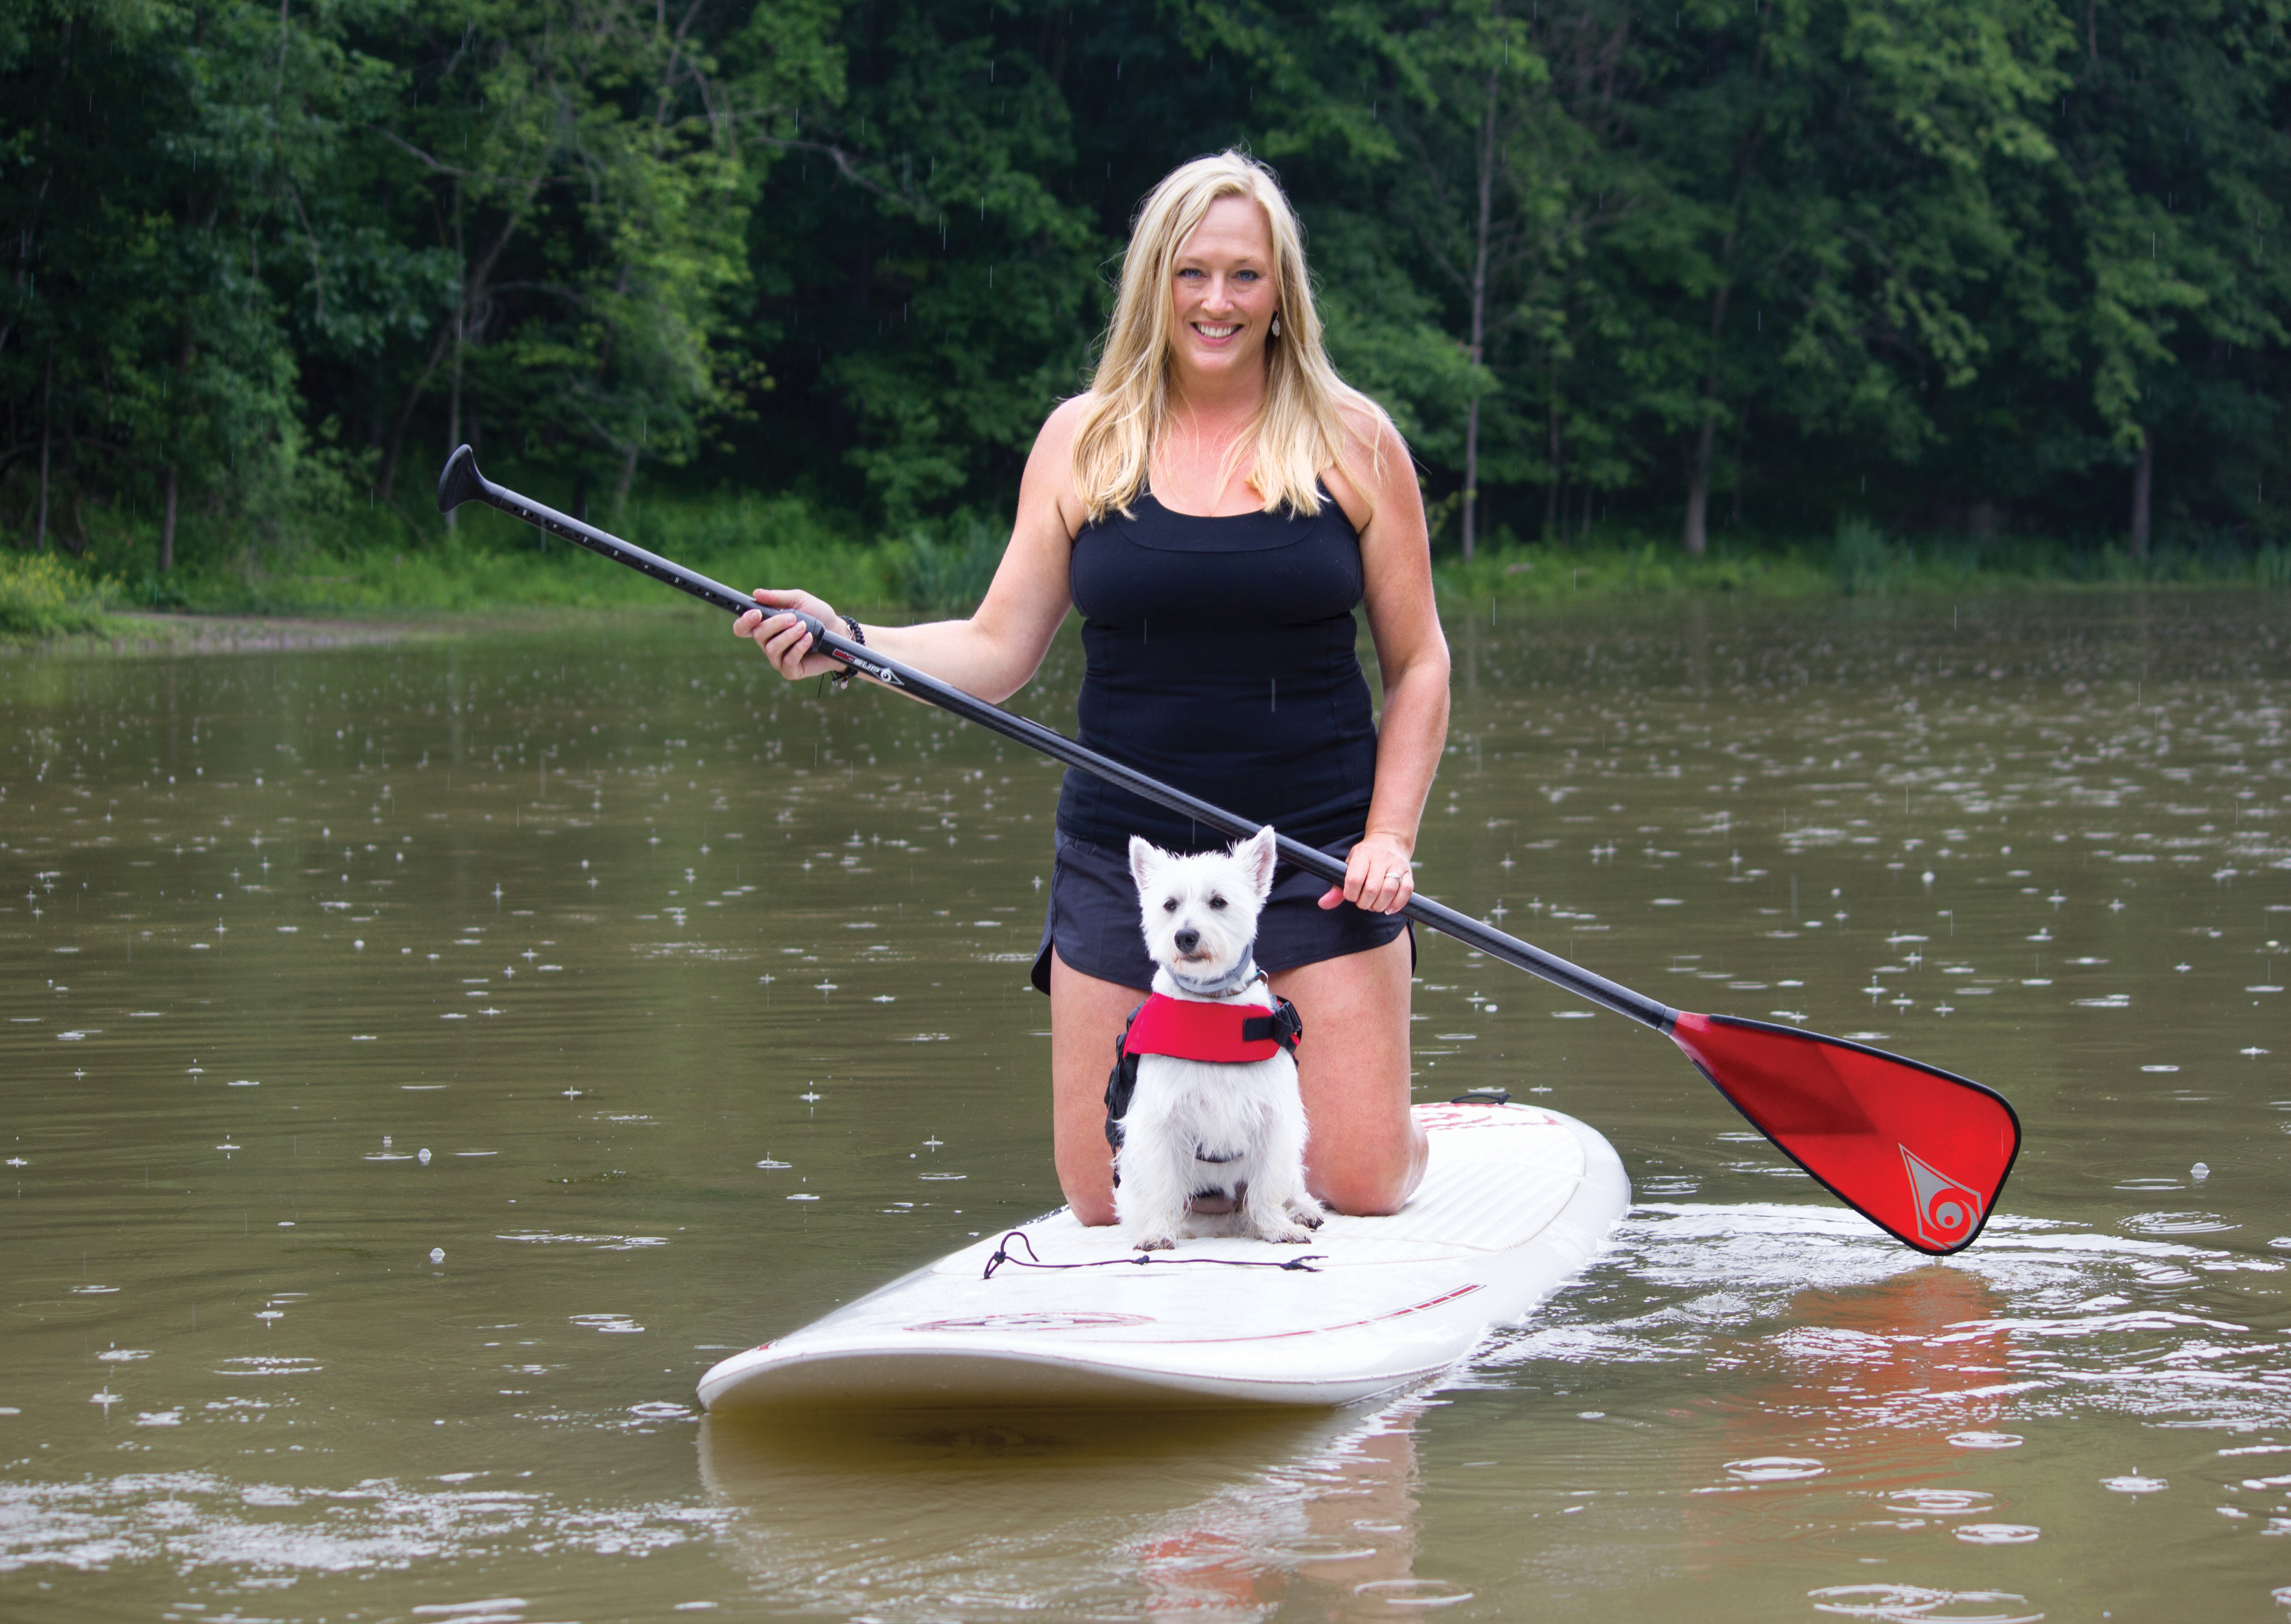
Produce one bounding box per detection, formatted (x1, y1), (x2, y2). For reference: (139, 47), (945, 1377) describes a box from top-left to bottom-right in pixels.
(1900, 1145), (1985, 1248)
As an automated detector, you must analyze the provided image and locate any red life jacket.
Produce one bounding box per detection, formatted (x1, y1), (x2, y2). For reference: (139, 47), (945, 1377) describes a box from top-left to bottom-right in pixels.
(1104, 992), (1303, 1156)
(1121, 992), (1304, 1064)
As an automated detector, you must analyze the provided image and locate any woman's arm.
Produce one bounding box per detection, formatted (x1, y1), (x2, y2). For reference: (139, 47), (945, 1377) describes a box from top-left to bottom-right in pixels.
(1320, 408), (1451, 915)
(736, 398), (1090, 703)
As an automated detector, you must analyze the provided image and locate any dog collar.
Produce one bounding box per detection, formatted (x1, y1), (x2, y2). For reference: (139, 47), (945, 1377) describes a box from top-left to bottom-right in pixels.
(1168, 957), (1259, 998)
(1120, 992), (1303, 1064)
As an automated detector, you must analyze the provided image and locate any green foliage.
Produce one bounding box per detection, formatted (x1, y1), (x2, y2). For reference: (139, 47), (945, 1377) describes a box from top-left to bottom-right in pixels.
(1436, 537), (1826, 602)
(886, 515), (1008, 612)
(1435, 526), (2289, 606)
(6, 0), (2290, 608)
(1833, 516), (1904, 596)
(0, 552), (113, 636)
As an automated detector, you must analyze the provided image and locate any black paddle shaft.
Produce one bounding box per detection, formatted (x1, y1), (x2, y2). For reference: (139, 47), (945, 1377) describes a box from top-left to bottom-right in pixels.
(438, 445), (1680, 1034)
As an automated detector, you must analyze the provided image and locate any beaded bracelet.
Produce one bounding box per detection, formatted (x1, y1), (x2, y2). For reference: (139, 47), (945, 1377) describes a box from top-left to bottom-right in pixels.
(830, 615), (865, 690)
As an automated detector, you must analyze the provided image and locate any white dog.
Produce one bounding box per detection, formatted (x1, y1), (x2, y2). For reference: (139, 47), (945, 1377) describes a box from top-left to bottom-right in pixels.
(1107, 826), (1324, 1251)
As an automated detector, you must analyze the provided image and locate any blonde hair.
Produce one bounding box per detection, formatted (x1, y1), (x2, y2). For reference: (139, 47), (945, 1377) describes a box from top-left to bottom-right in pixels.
(1070, 150), (1384, 523)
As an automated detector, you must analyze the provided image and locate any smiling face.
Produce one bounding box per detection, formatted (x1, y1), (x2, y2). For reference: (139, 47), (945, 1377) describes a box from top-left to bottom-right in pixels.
(1166, 194), (1280, 391)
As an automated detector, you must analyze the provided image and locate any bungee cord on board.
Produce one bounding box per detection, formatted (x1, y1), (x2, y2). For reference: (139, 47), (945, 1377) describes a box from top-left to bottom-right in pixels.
(981, 1229), (1323, 1279)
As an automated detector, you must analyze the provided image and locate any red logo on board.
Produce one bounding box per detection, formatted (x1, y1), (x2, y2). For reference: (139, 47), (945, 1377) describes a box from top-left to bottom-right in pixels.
(1900, 1146), (1985, 1248)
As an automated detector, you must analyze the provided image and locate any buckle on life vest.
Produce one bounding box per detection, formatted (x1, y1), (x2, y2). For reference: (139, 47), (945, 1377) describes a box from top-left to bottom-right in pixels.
(1239, 1000), (1305, 1053)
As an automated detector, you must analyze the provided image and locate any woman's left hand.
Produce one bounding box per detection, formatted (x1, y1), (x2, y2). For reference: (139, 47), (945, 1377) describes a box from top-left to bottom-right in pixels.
(1320, 832), (1415, 915)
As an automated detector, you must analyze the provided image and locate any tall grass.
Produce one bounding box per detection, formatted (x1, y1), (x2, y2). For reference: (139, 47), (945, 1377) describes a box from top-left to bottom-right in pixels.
(1431, 521), (2291, 604)
(95, 485), (1020, 621)
(0, 553), (115, 636)
(19, 472), (2290, 640)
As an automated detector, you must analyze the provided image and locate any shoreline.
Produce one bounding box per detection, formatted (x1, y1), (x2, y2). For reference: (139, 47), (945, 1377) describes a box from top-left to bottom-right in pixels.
(3, 576), (2280, 660)
(0, 604), (714, 658)
(2, 611), (448, 658)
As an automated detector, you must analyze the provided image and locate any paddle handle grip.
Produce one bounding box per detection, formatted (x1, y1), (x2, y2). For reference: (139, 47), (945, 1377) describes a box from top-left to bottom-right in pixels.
(438, 445), (1678, 1033)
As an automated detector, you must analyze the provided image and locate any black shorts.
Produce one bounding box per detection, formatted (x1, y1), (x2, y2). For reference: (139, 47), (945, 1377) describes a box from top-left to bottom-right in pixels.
(1029, 830), (1413, 995)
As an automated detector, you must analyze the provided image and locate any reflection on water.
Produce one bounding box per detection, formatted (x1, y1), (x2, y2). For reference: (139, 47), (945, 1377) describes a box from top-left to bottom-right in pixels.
(2, 591), (2287, 1619)
(702, 1403), (1440, 1619)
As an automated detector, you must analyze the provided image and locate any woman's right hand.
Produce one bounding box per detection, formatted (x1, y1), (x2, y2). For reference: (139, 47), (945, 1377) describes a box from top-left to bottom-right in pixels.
(734, 587), (845, 682)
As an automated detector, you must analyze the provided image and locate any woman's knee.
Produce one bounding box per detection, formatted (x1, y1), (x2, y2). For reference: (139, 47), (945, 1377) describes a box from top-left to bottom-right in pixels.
(1309, 1130), (1426, 1217)
(1311, 1168), (1410, 1218)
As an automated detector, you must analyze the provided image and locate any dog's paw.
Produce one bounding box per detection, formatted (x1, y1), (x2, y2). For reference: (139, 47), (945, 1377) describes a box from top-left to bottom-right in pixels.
(1283, 1198), (1326, 1230)
(1256, 1221), (1317, 1245)
(1134, 1235), (1176, 1253)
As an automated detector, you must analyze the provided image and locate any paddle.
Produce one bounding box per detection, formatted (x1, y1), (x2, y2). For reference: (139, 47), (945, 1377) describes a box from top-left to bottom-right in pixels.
(438, 444), (2021, 1256)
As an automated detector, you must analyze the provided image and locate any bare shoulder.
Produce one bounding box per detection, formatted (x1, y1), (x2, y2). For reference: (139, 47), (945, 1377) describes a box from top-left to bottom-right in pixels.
(1019, 394), (1096, 540)
(1032, 393), (1095, 457)
(1322, 396), (1415, 537)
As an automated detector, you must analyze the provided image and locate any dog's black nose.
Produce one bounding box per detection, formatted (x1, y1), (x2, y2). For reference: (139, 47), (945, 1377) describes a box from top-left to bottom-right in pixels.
(1173, 928), (1200, 954)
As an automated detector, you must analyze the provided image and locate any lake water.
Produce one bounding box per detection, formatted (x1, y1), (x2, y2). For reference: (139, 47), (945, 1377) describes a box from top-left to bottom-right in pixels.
(3, 592), (2287, 1622)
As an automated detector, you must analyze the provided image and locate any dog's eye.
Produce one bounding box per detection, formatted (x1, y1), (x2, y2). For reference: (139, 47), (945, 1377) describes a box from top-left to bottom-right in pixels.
(1208, 894), (1227, 910)
(1162, 898), (1178, 913)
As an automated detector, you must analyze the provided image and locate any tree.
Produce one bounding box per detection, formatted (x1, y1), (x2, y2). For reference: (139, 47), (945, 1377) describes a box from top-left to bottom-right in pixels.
(1612, 0), (2069, 554)
(1384, 4), (1547, 560)
(8, 0), (2287, 570)
(1, 0), (398, 558)
(2038, 0), (2291, 554)
(360, 0), (804, 518)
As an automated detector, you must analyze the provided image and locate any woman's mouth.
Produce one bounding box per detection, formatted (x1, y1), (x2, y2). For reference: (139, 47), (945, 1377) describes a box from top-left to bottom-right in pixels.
(1191, 322), (1241, 341)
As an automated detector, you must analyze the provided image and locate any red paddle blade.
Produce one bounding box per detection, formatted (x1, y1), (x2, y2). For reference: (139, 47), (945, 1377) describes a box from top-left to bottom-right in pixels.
(1667, 1014), (2021, 1256)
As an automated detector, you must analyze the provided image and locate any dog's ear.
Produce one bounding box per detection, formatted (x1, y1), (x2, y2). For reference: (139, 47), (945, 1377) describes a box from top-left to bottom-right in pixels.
(1237, 826), (1279, 902)
(1128, 835), (1165, 897)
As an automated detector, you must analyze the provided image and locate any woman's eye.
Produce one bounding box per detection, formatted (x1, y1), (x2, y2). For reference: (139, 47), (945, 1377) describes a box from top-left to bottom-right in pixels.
(1209, 896), (1227, 910)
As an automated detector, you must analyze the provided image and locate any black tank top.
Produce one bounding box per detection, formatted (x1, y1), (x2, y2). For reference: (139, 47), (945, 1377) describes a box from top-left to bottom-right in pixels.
(1057, 489), (1378, 853)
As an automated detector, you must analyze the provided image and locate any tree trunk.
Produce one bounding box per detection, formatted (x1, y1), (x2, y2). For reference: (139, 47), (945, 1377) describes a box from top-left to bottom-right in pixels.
(612, 442), (640, 515)
(36, 342), (53, 549)
(1461, 66), (1498, 563)
(376, 321), (454, 502)
(162, 329), (191, 570)
(443, 184), (466, 532)
(443, 307), (463, 532)
(1544, 390), (1561, 541)
(1682, 279), (1735, 557)
(1462, 393), (1482, 560)
(2130, 427), (2152, 559)
(1681, 29), (1768, 556)
(378, 195), (525, 502)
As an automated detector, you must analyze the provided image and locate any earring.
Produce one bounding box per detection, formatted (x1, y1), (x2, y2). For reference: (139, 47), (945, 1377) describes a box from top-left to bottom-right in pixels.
(1270, 312), (1282, 338)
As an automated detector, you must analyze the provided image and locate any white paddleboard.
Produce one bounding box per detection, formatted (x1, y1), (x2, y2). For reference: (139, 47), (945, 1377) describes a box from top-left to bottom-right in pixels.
(698, 1101), (1629, 1412)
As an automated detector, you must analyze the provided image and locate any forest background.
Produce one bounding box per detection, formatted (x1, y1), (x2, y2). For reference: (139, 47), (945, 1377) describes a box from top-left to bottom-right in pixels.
(4, 0), (2290, 627)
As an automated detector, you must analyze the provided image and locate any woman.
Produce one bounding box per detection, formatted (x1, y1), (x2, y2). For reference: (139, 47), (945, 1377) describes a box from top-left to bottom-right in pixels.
(735, 150), (1449, 1223)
